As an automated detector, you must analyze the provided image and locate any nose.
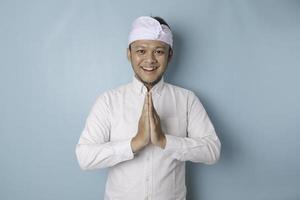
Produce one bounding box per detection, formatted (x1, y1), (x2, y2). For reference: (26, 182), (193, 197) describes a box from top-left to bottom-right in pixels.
(145, 52), (157, 64)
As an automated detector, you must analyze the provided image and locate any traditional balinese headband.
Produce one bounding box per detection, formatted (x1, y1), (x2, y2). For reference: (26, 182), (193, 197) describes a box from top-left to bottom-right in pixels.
(128, 16), (173, 48)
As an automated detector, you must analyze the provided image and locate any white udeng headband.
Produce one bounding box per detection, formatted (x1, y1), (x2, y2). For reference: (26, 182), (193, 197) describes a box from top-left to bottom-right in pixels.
(128, 16), (173, 48)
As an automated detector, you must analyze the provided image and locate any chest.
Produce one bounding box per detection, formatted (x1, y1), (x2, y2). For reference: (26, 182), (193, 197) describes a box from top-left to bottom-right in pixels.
(109, 93), (188, 141)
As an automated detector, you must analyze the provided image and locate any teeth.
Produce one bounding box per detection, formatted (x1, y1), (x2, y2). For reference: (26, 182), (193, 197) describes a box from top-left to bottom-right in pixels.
(142, 67), (157, 71)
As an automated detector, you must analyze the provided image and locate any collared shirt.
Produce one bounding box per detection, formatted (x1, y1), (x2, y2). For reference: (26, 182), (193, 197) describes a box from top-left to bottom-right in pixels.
(76, 76), (221, 200)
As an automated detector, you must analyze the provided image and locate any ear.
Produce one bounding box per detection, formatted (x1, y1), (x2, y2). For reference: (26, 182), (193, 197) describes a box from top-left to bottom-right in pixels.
(127, 48), (131, 61)
(167, 48), (173, 63)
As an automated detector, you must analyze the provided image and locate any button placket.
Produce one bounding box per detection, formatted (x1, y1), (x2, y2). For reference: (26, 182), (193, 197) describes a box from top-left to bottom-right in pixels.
(145, 146), (153, 200)
(145, 149), (150, 199)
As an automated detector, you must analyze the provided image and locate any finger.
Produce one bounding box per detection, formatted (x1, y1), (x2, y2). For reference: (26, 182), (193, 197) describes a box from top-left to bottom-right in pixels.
(150, 97), (159, 119)
(149, 92), (158, 115)
(142, 93), (149, 117)
(154, 111), (160, 123)
(149, 92), (154, 119)
(149, 94), (156, 128)
(153, 103), (158, 116)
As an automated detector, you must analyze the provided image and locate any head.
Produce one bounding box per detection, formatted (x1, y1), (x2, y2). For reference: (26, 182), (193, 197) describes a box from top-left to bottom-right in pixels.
(127, 16), (173, 89)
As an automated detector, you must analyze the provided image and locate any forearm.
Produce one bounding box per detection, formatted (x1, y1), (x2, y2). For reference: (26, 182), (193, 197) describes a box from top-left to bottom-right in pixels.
(76, 139), (134, 170)
(163, 133), (221, 164)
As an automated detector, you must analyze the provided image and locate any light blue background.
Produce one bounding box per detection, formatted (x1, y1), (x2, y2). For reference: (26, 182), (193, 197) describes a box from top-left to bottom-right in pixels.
(1, 0), (300, 199)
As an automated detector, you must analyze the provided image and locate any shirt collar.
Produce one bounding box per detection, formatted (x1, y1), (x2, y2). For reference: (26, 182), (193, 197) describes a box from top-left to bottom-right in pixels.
(132, 75), (165, 96)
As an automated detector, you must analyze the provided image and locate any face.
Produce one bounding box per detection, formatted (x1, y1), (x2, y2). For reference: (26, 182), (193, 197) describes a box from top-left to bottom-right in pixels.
(127, 40), (172, 89)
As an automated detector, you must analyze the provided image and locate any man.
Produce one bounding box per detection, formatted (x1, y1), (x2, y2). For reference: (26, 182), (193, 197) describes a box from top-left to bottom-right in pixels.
(76, 16), (221, 200)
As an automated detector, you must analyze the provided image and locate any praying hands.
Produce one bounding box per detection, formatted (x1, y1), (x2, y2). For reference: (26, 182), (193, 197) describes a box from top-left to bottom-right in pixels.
(130, 92), (166, 153)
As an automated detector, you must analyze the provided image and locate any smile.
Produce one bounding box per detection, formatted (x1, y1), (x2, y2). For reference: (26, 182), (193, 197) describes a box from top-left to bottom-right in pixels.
(141, 66), (158, 72)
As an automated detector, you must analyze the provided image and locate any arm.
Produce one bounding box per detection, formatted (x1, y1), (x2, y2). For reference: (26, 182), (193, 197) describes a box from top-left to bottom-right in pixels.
(75, 94), (134, 170)
(163, 91), (221, 164)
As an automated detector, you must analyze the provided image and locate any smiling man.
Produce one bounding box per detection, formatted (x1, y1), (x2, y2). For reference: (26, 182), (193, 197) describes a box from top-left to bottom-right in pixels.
(76, 16), (221, 200)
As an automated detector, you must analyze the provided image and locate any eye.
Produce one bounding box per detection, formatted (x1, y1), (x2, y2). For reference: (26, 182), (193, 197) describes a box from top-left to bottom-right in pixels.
(136, 49), (145, 55)
(155, 50), (165, 55)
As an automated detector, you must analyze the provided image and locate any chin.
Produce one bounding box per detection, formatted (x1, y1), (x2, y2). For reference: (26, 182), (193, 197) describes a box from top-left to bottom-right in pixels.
(135, 73), (163, 85)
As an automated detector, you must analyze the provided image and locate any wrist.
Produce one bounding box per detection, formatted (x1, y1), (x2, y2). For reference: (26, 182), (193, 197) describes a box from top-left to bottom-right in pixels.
(153, 134), (166, 149)
(131, 135), (147, 153)
(131, 137), (140, 153)
(159, 134), (166, 149)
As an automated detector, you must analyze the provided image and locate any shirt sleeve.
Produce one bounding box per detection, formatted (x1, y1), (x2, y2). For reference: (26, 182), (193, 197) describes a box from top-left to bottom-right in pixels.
(163, 91), (221, 164)
(75, 94), (134, 170)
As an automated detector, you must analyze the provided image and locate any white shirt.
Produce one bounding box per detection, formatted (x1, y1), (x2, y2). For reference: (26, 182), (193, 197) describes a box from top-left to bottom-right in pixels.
(76, 76), (221, 200)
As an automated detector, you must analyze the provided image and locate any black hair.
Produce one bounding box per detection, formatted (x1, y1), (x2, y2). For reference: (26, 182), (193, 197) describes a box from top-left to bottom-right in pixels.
(151, 16), (171, 29)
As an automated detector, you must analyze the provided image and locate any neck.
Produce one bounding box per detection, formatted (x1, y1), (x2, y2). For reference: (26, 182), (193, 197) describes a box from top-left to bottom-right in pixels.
(144, 83), (153, 91)
(135, 74), (162, 92)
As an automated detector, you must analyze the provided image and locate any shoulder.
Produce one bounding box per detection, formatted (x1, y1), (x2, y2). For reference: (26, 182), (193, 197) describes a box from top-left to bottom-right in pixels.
(94, 83), (131, 104)
(163, 82), (202, 110)
(164, 82), (196, 98)
(103, 83), (130, 96)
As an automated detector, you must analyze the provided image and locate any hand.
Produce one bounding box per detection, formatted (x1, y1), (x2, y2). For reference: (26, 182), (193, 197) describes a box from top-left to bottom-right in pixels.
(131, 93), (151, 153)
(149, 92), (166, 149)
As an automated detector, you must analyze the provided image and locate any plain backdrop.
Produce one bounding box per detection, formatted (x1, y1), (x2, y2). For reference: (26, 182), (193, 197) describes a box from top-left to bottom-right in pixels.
(1, 0), (300, 199)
